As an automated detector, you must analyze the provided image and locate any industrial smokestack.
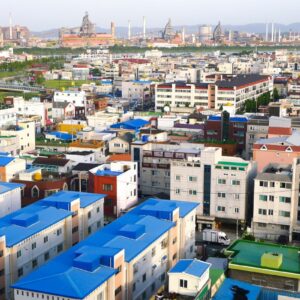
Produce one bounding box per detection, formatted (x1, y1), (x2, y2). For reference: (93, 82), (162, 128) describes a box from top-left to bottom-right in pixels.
(274, 28), (277, 43)
(143, 16), (146, 40)
(111, 22), (116, 39)
(271, 22), (274, 42)
(128, 20), (131, 40)
(265, 23), (268, 42)
(9, 13), (13, 40)
(182, 27), (185, 44)
(278, 28), (281, 43)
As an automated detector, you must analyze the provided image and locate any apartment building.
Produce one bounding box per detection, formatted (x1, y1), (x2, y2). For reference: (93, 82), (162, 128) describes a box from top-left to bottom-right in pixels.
(89, 161), (138, 218)
(0, 182), (24, 218)
(252, 161), (300, 242)
(155, 74), (273, 112)
(0, 190), (105, 299)
(245, 115), (269, 159)
(0, 105), (16, 128)
(12, 198), (198, 300)
(131, 141), (203, 196)
(170, 147), (257, 227)
(0, 120), (36, 154)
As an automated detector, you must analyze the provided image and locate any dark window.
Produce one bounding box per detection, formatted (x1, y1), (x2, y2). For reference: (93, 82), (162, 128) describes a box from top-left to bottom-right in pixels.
(115, 286), (122, 296)
(0, 269), (4, 276)
(72, 226), (78, 233)
(180, 279), (188, 288)
(203, 165), (211, 215)
(57, 244), (63, 253)
(44, 252), (50, 261)
(18, 268), (23, 277)
(142, 273), (146, 282)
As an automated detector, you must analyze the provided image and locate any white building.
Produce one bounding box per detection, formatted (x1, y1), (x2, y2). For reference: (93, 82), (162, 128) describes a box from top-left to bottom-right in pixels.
(168, 259), (211, 297)
(170, 147), (257, 227)
(0, 190), (105, 299)
(252, 162), (299, 242)
(0, 182), (24, 218)
(12, 199), (198, 300)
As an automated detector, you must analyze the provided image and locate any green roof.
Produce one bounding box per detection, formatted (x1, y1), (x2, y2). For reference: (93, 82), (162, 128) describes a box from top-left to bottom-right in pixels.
(227, 240), (300, 275)
(217, 161), (249, 167)
(210, 268), (224, 286)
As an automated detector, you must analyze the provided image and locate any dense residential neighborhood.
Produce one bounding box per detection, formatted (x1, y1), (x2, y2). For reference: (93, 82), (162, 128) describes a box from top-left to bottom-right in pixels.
(0, 2), (300, 300)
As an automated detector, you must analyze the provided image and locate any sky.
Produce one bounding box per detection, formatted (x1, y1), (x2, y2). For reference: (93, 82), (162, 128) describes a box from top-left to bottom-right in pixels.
(0, 0), (299, 31)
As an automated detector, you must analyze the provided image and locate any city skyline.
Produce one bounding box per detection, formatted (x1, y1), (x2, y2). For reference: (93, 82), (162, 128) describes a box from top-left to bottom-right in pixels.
(0, 0), (300, 31)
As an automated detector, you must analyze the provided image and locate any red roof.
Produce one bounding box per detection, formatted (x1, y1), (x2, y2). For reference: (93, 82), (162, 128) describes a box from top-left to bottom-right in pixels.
(268, 127), (292, 135)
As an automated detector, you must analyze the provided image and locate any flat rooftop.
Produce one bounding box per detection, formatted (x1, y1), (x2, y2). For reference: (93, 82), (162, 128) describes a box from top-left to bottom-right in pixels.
(227, 240), (300, 275)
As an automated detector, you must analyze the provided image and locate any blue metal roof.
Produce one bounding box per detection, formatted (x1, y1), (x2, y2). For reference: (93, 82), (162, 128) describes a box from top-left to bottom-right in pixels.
(12, 199), (198, 298)
(41, 191), (106, 209)
(0, 191), (105, 247)
(169, 259), (210, 277)
(47, 131), (76, 141)
(95, 170), (123, 177)
(208, 116), (248, 123)
(0, 156), (14, 167)
(213, 279), (261, 300)
(0, 182), (25, 195)
(131, 198), (199, 219)
(110, 119), (149, 130)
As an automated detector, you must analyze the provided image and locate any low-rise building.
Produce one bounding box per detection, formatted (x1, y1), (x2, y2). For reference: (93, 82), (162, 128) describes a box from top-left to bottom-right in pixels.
(89, 161), (138, 217)
(0, 156), (26, 182)
(0, 182), (24, 218)
(226, 240), (300, 292)
(0, 190), (105, 299)
(12, 198), (198, 300)
(108, 133), (134, 154)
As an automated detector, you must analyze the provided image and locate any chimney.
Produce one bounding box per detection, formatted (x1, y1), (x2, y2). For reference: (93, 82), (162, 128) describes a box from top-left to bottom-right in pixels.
(143, 16), (146, 40)
(128, 20), (131, 40)
(111, 22), (115, 39)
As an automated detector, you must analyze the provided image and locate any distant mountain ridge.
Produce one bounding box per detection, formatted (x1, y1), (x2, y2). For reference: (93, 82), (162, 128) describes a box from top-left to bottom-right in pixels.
(31, 23), (300, 39)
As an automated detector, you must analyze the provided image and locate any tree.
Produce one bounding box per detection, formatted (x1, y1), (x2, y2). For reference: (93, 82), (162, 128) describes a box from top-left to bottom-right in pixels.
(35, 75), (45, 85)
(273, 88), (280, 101)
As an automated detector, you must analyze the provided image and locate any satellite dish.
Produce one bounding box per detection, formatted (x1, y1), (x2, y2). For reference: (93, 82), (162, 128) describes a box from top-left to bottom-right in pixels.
(164, 106), (170, 112)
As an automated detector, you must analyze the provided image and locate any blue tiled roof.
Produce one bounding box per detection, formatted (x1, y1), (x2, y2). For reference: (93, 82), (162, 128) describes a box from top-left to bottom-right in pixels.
(0, 182), (25, 195)
(12, 199), (198, 298)
(0, 156), (14, 167)
(110, 119), (149, 130)
(169, 259), (210, 277)
(213, 279), (261, 300)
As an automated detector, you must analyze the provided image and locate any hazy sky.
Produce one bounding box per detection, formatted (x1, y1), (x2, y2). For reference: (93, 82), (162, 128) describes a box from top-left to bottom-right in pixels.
(0, 0), (299, 30)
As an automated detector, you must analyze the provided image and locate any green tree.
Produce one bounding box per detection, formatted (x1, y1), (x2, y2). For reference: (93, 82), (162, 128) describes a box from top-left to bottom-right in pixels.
(273, 88), (280, 101)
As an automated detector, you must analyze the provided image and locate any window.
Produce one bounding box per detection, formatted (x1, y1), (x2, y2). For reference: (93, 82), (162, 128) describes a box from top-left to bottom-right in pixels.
(44, 252), (49, 261)
(259, 181), (268, 187)
(259, 195), (268, 201)
(232, 180), (240, 186)
(280, 225), (289, 230)
(97, 221), (101, 228)
(32, 259), (38, 269)
(0, 250), (3, 257)
(115, 287), (122, 296)
(18, 268), (23, 277)
(234, 194), (240, 200)
(88, 226), (92, 234)
(17, 250), (22, 258)
(31, 186), (39, 198)
(279, 211), (290, 218)
(270, 182), (275, 187)
(258, 209), (267, 215)
(258, 223), (267, 228)
(152, 247), (156, 257)
(189, 190), (197, 195)
(72, 226), (78, 233)
(142, 273), (146, 282)
(151, 282), (156, 292)
(97, 207), (100, 213)
(116, 265), (122, 274)
(103, 184), (113, 191)
(218, 192), (226, 198)
(280, 182), (292, 189)
(188, 176), (197, 182)
(279, 196), (291, 204)
(133, 283), (136, 292)
(32, 242), (36, 250)
(172, 253), (177, 260)
(235, 208), (239, 213)
(218, 179), (226, 185)
(175, 189), (180, 195)
(0, 269), (4, 276)
(180, 279), (188, 288)
(161, 272), (165, 282)
(57, 228), (62, 236)
(175, 175), (181, 181)
(57, 244), (63, 253)
(44, 236), (48, 243)
(172, 237), (177, 244)
(268, 209), (274, 216)
(217, 206), (225, 212)
(269, 195), (274, 202)
(88, 211), (92, 219)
